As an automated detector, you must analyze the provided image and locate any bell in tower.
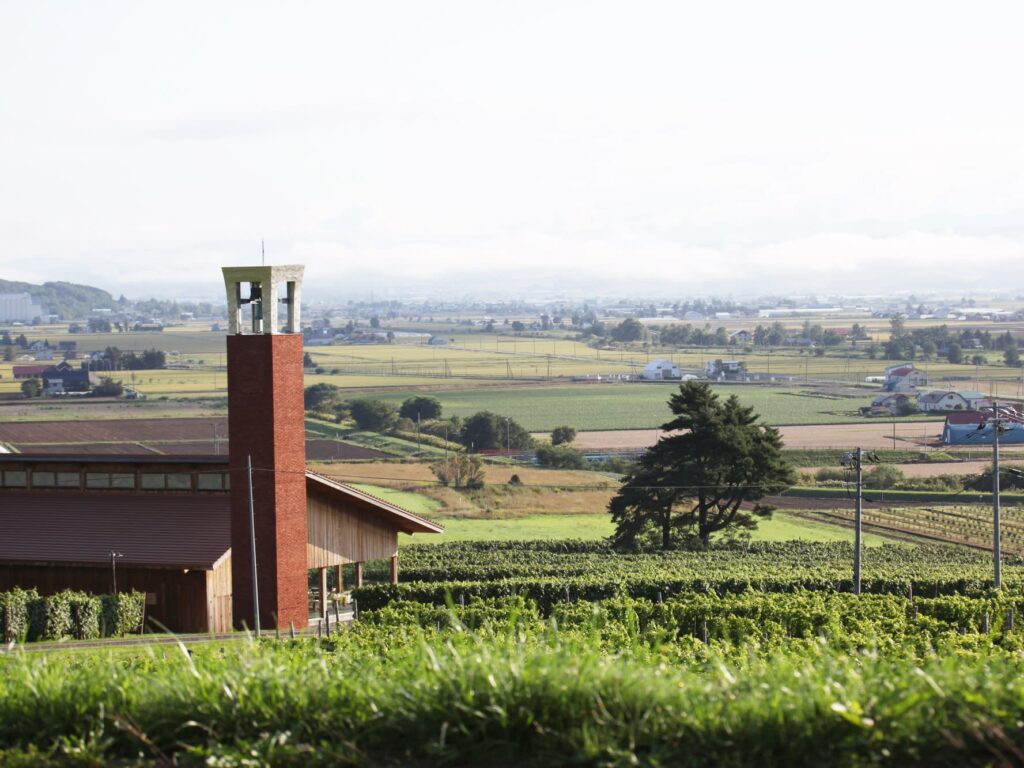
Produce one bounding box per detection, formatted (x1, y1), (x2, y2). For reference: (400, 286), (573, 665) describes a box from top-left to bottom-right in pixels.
(223, 264), (304, 335)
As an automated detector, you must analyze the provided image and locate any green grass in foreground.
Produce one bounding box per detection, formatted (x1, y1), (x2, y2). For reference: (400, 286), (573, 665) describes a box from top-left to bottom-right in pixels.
(399, 511), (890, 546)
(2, 633), (1023, 766)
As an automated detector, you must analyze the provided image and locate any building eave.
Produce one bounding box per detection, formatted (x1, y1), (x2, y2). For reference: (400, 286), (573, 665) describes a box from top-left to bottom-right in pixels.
(305, 471), (444, 534)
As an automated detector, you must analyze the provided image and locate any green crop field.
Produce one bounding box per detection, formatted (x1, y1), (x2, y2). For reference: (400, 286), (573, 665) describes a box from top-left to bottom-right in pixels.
(371, 383), (932, 431)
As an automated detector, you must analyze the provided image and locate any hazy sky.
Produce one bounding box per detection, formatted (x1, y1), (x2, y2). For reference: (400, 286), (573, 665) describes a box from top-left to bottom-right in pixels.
(1, 2), (1023, 300)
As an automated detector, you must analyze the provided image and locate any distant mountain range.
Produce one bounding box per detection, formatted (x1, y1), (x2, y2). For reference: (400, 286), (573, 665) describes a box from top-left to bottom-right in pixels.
(0, 279), (116, 320)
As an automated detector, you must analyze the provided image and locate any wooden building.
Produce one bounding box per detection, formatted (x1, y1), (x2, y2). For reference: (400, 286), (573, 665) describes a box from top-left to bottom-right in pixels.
(0, 454), (442, 633)
(0, 262), (442, 636)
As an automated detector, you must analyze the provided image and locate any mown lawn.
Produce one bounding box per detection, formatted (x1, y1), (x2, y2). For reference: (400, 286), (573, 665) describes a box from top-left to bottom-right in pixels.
(397, 510), (890, 546)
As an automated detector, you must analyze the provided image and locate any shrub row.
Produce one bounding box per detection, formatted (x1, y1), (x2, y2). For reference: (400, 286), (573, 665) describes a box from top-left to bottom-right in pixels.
(352, 574), (1014, 613)
(359, 592), (1024, 651)
(388, 429), (463, 452)
(0, 589), (146, 643)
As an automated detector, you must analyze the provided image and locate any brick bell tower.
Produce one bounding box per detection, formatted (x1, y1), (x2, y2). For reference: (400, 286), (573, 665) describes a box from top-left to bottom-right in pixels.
(222, 264), (307, 631)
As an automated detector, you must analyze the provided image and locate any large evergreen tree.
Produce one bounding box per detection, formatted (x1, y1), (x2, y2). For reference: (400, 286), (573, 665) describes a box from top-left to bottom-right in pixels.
(609, 381), (795, 549)
(460, 411), (534, 451)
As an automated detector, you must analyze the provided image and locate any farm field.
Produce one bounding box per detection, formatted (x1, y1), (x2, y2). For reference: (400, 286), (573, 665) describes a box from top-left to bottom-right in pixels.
(355, 540), (1014, 604)
(795, 503), (1024, 555)
(306, 331), (1024, 386)
(332, 474), (618, 520)
(341, 473), (894, 548)
(397, 511), (890, 546)
(6, 321), (1024, 399)
(572, 420), (950, 450)
(0, 398), (224, 422)
(373, 383), (933, 431)
(308, 460), (616, 489)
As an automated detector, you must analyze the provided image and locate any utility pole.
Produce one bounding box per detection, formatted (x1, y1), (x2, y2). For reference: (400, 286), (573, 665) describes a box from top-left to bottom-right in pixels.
(854, 447), (862, 595)
(842, 448), (876, 595)
(993, 401), (1002, 589)
(247, 454), (261, 636)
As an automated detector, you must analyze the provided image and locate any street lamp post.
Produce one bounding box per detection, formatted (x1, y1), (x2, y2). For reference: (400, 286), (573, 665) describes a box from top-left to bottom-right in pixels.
(109, 551), (124, 594)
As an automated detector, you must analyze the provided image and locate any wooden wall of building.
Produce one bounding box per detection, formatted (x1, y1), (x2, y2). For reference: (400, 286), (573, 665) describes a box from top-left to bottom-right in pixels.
(0, 563), (213, 633)
(307, 488), (398, 568)
(205, 554), (232, 633)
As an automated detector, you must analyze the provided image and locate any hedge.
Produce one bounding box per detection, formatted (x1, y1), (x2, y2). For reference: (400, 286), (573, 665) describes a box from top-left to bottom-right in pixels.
(0, 588), (39, 643)
(0, 590), (145, 643)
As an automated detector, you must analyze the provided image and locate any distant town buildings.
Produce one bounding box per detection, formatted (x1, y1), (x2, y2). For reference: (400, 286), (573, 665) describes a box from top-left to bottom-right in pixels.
(0, 293), (44, 323)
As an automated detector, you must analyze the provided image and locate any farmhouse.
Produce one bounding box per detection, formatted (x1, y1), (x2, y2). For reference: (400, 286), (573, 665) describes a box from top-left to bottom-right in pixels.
(783, 336), (815, 348)
(704, 359), (747, 381)
(12, 364), (50, 379)
(917, 390), (990, 412)
(883, 363), (928, 392)
(640, 359), (681, 381)
(12, 360), (94, 394)
(867, 393), (910, 416)
(0, 264), (442, 633)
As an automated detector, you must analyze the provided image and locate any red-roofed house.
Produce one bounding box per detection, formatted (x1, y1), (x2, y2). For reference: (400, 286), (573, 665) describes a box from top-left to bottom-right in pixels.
(884, 363), (928, 392)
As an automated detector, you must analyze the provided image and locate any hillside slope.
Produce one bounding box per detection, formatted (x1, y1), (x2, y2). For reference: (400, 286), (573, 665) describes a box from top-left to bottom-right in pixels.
(0, 279), (115, 320)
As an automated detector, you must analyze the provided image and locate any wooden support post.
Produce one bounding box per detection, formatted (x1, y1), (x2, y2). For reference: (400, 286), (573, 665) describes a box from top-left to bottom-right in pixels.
(355, 562), (364, 588)
(390, 554), (399, 585)
(319, 567), (328, 620)
(335, 563), (344, 592)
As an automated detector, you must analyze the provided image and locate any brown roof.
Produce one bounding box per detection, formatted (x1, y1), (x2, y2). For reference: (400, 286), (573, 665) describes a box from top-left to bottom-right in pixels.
(0, 418), (229, 455)
(0, 492), (230, 569)
(0, 418), (378, 460)
(12, 365), (53, 377)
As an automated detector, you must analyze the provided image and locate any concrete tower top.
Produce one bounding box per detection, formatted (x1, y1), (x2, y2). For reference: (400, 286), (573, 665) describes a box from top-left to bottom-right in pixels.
(222, 265), (304, 335)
